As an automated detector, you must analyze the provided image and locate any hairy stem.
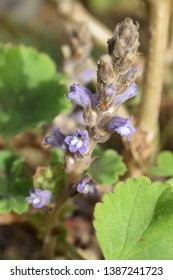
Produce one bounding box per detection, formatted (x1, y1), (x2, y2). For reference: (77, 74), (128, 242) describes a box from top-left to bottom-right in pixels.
(41, 136), (97, 259)
(40, 192), (68, 259)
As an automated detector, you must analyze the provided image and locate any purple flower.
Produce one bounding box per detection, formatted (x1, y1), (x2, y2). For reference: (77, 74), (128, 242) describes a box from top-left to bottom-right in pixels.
(44, 127), (68, 151)
(105, 83), (116, 96)
(77, 174), (98, 196)
(65, 129), (89, 155)
(65, 84), (93, 108)
(26, 188), (52, 208)
(115, 83), (138, 105)
(106, 116), (136, 141)
(126, 66), (142, 80)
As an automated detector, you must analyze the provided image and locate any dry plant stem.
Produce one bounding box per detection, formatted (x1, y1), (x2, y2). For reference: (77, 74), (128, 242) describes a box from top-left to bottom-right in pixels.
(139, 0), (170, 132)
(124, 0), (170, 177)
(165, 0), (173, 65)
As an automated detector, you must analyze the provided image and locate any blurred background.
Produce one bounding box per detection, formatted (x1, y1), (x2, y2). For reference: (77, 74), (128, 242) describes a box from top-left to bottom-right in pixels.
(0, 0), (147, 64)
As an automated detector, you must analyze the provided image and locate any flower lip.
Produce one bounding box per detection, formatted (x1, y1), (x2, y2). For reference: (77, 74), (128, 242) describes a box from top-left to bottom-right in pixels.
(106, 115), (136, 141)
(44, 127), (68, 151)
(65, 83), (93, 109)
(26, 188), (52, 208)
(115, 82), (138, 106)
(76, 174), (98, 196)
(65, 129), (89, 155)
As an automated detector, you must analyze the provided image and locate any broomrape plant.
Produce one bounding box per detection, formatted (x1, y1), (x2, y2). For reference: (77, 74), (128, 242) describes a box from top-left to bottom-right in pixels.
(1, 11), (173, 260)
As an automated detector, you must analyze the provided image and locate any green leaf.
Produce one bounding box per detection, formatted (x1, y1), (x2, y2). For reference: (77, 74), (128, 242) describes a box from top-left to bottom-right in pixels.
(166, 177), (173, 187)
(50, 148), (64, 165)
(94, 176), (173, 259)
(150, 151), (173, 177)
(0, 150), (32, 214)
(0, 44), (69, 136)
(88, 149), (126, 185)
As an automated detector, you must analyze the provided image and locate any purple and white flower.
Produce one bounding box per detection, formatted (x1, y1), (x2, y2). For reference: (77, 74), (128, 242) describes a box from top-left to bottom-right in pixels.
(65, 129), (89, 155)
(44, 127), (68, 151)
(106, 116), (136, 141)
(77, 174), (98, 196)
(26, 188), (52, 208)
(65, 83), (93, 108)
(115, 83), (138, 106)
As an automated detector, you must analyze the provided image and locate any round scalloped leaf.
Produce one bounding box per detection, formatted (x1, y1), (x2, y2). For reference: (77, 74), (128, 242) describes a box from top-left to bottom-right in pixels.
(94, 177), (173, 259)
(89, 149), (126, 185)
(0, 44), (69, 136)
(0, 150), (32, 214)
(150, 151), (173, 177)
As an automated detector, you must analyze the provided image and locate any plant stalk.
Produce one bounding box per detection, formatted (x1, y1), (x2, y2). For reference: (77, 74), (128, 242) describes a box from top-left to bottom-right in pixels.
(123, 0), (170, 177)
(40, 192), (68, 259)
(41, 137), (97, 259)
(139, 0), (170, 133)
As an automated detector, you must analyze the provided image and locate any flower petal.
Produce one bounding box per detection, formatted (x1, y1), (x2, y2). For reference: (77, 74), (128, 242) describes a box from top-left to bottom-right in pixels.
(76, 174), (98, 196)
(106, 116), (136, 141)
(115, 83), (138, 106)
(65, 83), (93, 108)
(44, 127), (68, 151)
(65, 129), (89, 155)
(26, 188), (52, 208)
